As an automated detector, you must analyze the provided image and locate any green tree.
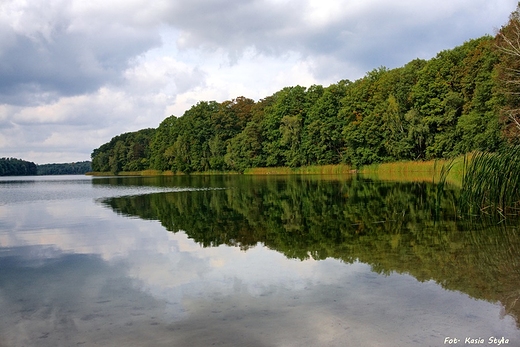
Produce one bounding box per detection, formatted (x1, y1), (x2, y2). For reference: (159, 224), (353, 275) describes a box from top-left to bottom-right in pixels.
(150, 116), (180, 171)
(209, 97), (255, 170)
(225, 122), (264, 172)
(303, 81), (349, 165)
(262, 86), (307, 167)
(91, 29), (509, 173)
(340, 67), (391, 166)
(496, 3), (520, 142)
(91, 128), (155, 173)
(455, 37), (503, 152)
(381, 60), (426, 160)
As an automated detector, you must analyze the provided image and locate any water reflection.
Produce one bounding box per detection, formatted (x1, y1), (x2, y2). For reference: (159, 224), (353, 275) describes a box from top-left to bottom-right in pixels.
(0, 175), (518, 346)
(100, 175), (520, 328)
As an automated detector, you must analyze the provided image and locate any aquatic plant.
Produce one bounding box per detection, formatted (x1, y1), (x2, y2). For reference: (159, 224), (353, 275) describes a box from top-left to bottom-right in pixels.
(459, 146), (520, 217)
(433, 159), (456, 219)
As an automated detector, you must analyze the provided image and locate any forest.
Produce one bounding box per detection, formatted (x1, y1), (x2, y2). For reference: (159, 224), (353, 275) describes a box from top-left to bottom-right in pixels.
(0, 158), (37, 176)
(0, 158), (91, 176)
(36, 161), (92, 175)
(91, 8), (520, 174)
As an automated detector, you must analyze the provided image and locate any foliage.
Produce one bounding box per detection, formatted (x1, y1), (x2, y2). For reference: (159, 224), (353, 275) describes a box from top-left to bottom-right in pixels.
(0, 158), (37, 176)
(496, 3), (520, 141)
(303, 81), (349, 165)
(224, 121), (264, 172)
(460, 146), (520, 217)
(37, 161), (92, 175)
(91, 128), (156, 173)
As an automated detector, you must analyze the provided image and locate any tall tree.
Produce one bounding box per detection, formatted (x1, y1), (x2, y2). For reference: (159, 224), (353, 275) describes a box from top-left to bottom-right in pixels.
(340, 67), (391, 167)
(225, 122), (264, 172)
(303, 81), (348, 165)
(209, 97), (255, 170)
(262, 86), (307, 167)
(150, 116), (180, 171)
(496, 3), (520, 142)
(455, 37), (503, 153)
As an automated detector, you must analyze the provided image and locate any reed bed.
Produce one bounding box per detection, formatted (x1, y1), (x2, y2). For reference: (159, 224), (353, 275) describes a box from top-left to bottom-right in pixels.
(244, 164), (354, 175)
(359, 159), (464, 185)
(460, 146), (520, 217)
(89, 165), (354, 176)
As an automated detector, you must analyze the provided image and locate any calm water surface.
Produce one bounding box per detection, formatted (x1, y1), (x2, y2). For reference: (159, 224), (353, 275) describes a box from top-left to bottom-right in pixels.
(0, 174), (519, 347)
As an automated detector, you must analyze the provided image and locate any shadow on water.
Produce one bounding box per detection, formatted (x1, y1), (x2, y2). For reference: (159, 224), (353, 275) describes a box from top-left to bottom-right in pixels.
(97, 175), (520, 327)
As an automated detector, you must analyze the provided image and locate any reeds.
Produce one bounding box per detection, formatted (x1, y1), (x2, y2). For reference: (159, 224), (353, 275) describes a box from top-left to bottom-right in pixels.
(459, 146), (520, 217)
(359, 159), (464, 185)
(433, 158), (456, 219)
(244, 164), (354, 175)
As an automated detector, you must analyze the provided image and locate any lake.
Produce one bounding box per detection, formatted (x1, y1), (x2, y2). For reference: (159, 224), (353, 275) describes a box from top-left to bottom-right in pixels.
(0, 174), (519, 347)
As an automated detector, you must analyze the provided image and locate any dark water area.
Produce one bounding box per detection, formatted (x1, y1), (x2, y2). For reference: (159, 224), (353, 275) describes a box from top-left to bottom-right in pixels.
(0, 174), (519, 346)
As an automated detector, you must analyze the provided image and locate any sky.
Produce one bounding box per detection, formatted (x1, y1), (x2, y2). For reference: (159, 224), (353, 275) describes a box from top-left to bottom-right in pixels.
(0, 0), (518, 164)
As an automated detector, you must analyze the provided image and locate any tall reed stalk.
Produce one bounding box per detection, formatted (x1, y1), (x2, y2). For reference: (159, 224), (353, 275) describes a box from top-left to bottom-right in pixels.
(459, 146), (520, 217)
(433, 159), (456, 219)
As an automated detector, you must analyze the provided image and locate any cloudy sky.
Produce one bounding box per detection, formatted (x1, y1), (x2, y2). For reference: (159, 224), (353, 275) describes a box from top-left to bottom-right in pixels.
(0, 0), (517, 164)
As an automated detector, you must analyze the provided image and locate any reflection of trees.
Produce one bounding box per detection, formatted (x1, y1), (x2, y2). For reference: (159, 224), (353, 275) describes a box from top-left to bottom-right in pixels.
(101, 175), (520, 327)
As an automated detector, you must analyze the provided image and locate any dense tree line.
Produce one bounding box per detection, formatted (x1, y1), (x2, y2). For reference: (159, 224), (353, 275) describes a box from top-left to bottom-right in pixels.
(36, 161), (92, 175)
(0, 158), (37, 176)
(92, 11), (520, 173)
(0, 158), (92, 176)
(91, 128), (155, 173)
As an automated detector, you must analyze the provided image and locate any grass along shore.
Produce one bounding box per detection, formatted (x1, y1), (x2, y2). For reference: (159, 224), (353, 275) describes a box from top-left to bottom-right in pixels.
(86, 160), (461, 183)
(86, 165), (353, 176)
(358, 158), (465, 186)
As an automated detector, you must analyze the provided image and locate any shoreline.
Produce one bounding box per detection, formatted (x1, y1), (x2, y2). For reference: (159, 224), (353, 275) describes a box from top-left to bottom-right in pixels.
(86, 159), (464, 184)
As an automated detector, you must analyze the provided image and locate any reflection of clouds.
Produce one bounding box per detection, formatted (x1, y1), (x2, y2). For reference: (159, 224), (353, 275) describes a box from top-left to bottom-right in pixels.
(175, 231), (206, 253)
(1, 181), (520, 346)
(134, 232), (336, 298)
(0, 199), (141, 259)
(171, 269), (520, 347)
(1, 186), (319, 297)
(0, 175), (203, 205)
(0, 205), (7, 220)
(0, 196), (177, 265)
(125, 240), (209, 292)
(2, 242), (519, 347)
(0, 252), (173, 347)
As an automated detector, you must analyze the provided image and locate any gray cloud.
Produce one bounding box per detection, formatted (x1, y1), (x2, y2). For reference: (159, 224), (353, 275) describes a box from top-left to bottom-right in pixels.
(0, 1), (162, 106)
(167, 0), (303, 58)
(164, 0), (517, 78)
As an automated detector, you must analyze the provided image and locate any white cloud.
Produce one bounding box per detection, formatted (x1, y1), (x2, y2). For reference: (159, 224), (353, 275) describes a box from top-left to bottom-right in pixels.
(303, 0), (345, 27)
(0, 86), (169, 163)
